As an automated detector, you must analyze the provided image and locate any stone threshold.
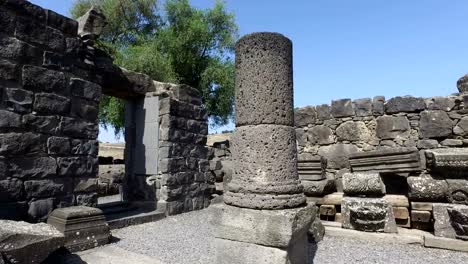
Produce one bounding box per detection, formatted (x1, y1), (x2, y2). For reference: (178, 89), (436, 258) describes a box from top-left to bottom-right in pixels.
(322, 221), (468, 252)
(98, 202), (166, 230)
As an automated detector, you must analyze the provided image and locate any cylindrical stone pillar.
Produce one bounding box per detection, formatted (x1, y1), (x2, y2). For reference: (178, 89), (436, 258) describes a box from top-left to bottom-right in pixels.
(224, 32), (306, 210)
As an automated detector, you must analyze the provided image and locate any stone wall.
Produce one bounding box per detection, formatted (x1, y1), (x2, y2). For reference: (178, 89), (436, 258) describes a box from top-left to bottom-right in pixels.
(295, 94), (466, 188)
(0, 0), (214, 222)
(0, 0), (101, 221)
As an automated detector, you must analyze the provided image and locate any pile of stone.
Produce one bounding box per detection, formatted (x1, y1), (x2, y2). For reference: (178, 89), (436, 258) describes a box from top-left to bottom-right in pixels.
(97, 164), (124, 196)
(207, 140), (232, 193)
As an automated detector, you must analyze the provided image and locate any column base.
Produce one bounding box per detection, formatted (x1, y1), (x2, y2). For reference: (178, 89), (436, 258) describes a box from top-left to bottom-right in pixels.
(215, 204), (315, 263)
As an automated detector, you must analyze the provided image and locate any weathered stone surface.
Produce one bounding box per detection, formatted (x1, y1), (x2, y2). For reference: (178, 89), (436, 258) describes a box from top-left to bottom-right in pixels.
(0, 110), (21, 128)
(47, 206), (110, 252)
(297, 155), (326, 181)
(417, 139), (439, 149)
(316, 104), (331, 120)
(331, 99), (354, 118)
(22, 114), (61, 134)
(57, 157), (97, 177)
(22, 65), (67, 94)
(426, 96), (456, 111)
(77, 6), (107, 38)
(308, 217), (325, 242)
(425, 148), (468, 176)
(453, 117), (468, 136)
(33, 93), (70, 115)
(376, 116), (410, 139)
(307, 125), (335, 145)
(4, 88), (33, 113)
(302, 179), (335, 197)
(216, 204), (314, 248)
(0, 178), (23, 202)
(383, 195), (409, 207)
(411, 210), (432, 223)
(0, 36), (41, 63)
(318, 144), (360, 169)
(9, 157), (57, 179)
(71, 98), (99, 121)
(235, 33), (294, 126)
(342, 172), (385, 196)
(0, 220), (64, 264)
(71, 139), (98, 156)
(411, 202), (433, 211)
(70, 78), (102, 102)
(446, 179), (468, 205)
(0, 158), (6, 180)
(47, 136), (70, 155)
(407, 174), (448, 201)
(24, 180), (68, 199)
(46, 9), (78, 36)
(419, 110), (453, 138)
(385, 96), (425, 114)
(60, 117), (99, 139)
(433, 203), (468, 240)
(457, 74), (468, 93)
(225, 125), (305, 209)
(336, 121), (370, 141)
(349, 147), (420, 173)
(342, 197), (397, 233)
(0, 59), (18, 81)
(0, 132), (45, 155)
(372, 96), (385, 115)
(73, 178), (98, 193)
(294, 106), (315, 127)
(440, 139), (463, 147)
(393, 207), (409, 220)
(353, 98), (372, 117)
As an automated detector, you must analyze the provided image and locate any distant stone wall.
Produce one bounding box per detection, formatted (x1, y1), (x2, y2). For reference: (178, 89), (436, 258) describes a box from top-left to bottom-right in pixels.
(0, 0), (101, 222)
(295, 95), (467, 182)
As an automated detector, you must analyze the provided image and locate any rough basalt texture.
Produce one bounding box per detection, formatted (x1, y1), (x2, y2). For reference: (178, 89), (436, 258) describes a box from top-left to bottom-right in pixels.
(342, 197), (397, 233)
(342, 172), (386, 196)
(434, 203), (468, 240)
(234, 32), (294, 126)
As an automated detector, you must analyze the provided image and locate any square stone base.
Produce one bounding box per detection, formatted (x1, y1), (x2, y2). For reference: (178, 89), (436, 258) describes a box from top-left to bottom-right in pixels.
(214, 204), (315, 263)
(47, 206), (110, 252)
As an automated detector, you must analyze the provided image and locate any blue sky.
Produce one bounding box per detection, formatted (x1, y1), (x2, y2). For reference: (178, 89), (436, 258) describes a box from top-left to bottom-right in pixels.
(30, 0), (468, 142)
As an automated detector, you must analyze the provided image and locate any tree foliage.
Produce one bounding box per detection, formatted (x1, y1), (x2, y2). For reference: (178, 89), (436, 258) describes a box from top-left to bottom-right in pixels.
(71, 0), (238, 135)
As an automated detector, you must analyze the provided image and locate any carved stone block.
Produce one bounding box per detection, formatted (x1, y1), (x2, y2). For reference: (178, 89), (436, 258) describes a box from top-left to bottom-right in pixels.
(342, 197), (397, 233)
(349, 147), (420, 173)
(434, 203), (468, 240)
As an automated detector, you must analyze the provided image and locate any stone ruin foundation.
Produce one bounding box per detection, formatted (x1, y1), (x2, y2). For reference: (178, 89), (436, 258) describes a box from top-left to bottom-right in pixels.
(215, 33), (316, 263)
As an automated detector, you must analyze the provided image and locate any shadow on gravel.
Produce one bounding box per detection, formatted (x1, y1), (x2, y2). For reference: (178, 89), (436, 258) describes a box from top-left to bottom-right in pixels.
(307, 242), (319, 264)
(42, 248), (88, 264)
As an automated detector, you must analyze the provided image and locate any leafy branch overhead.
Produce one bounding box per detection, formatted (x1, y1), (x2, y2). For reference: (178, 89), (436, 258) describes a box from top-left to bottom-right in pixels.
(71, 0), (238, 135)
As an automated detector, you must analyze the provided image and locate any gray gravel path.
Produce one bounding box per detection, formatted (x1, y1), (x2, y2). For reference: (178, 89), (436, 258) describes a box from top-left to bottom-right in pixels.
(112, 205), (468, 264)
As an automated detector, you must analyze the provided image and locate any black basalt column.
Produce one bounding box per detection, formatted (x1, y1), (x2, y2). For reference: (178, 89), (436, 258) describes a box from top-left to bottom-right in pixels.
(223, 32), (306, 210)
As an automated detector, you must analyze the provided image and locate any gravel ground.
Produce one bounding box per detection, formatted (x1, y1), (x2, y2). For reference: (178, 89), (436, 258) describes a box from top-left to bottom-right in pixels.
(112, 205), (468, 264)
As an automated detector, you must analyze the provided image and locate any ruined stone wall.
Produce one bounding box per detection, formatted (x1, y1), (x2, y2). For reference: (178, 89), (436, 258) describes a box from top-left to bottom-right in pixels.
(155, 85), (214, 215)
(0, 0), (101, 222)
(295, 95), (467, 191)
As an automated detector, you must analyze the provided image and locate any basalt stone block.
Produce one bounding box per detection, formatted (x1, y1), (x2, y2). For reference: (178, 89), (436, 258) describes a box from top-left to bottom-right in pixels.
(417, 139), (439, 149)
(75, 193), (97, 207)
(71, 98), (99, 121)
(0, 37), (41, 63)
(225, 124), (305, 209)
(294, 106), (316, 127)
(434, 203), (468, 240)
(73, 178), (98, 193)
(0, 132), (45, 155)
(0, 158), (6, 180)
(297, 155), (326, 181)
(24, 179), (69, 199)
(46, 9), (78, 36)
(385, 96), (425, 114)
(216, 204), (314, 248)
(47, 206), (110, 252)
(0, 220), (64, 264)
(353, 98), (372, 116)
(318, 143), (360, 169)
(302, 179), (335, 196)
(235, 33), (294, 126)
(0, 59), (18, 81)
(0, 9), (16, 35)
(22, 65), (67, 94)
(0, 178), (23, 202)
(342, 197), (397, 233)
(331, 99), (354, 118)
(372, 96), (385, 115)
(47, 136), (70, 155)
(60, 117), (99, 139)
(407, 174), (448, 202)
(33, 93), (70, 115)
(316, 104), (331, 120)
(342, 172), (386, 196)
(425, 96), (456, 111)
(77, 6), (107, 38)
(0, 110), (21, 128)
(425, 148), (468, 177)
(9, 157), (57, 179)
(454, 117), (468, 136)
(419, 110), (453, 139)
(70, 78), (102, 102)
(336, 121), (371, 142)
(4, 87), (33, 113)
(23, 114), (60, 134)
(446, 179), (468, 205)
(2, 0), (47, 22)
(376, 115), (410, 139)
(28, 198), (55, 222)
(457, 74), (468, 93)
(307, 125), (335, 145)
(349, 147), (420, 173)
(71, 139), (98, 156)
(57, 157), (97, 177)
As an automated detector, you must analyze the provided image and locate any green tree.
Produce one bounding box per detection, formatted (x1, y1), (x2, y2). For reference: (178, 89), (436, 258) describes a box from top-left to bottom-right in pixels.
(71, 0), (238, 136)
